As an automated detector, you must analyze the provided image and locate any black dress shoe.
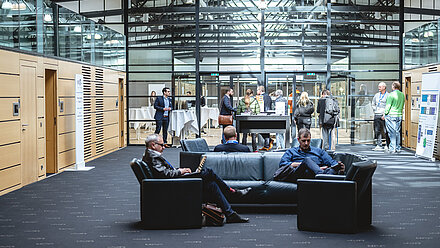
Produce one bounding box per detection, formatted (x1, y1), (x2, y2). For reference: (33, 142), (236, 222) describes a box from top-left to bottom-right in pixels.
(232, 187), (252, 197)
(226, 212), (249, 223)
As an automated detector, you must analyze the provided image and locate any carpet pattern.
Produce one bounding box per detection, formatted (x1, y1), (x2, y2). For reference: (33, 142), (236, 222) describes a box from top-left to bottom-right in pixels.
(0, 145), (440, 247)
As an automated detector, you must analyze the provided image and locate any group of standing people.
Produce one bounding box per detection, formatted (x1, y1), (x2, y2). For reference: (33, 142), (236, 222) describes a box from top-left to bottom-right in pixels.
(372, 81), (404, 153)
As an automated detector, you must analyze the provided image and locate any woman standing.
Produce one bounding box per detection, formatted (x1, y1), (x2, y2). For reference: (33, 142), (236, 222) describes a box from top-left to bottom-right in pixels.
(294, 92), (315, 133)
(237, 89), (260, 151)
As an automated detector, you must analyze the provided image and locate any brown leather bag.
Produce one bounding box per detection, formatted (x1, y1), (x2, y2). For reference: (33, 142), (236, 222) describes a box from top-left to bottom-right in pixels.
(218, 115), (233, 126)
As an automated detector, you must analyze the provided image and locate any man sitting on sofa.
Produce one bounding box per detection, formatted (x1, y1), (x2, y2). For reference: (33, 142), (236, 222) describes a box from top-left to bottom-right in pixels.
(142, 133), (250, 223)
(276, 128), (344, 182)
(214, 126), (251, 152)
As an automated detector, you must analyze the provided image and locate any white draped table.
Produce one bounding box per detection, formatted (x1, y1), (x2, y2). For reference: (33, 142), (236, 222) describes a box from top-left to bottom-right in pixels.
(168, 110), (199, 138)
(129, 106), (155, 139)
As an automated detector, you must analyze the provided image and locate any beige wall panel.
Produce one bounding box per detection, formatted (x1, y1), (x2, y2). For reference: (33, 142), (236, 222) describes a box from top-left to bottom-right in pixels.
(43, 58), (58, 66)
(0, 165), (21, 192)
(0, 143), (20, 170)
(411, 82), (421, 95)
(37, 98), (45, 118)
(104, 137), (118, 152)
(0, 49), (19, 74)
(19, 53), (38, 63)
(58, 149), (76, 169)
(104, 83), (118, 96)
(409, 135), (417, 150)
(58, 132), (75, 152)
(57, 115), (76, 134)
(104, 97), (118, 111)
(58, 79), (75, 97)
(37, 77), (44, 97)
(104, 69), (118, 83)
(38, 157), (46, 177)
(411, 110), (419, 123)
(104, 124), (118, 138)
(37, 118), (45, 139)
(0, 121), (20, 145)
(37, 138), (45, 159)
(91, 113), (97, 128)
(0, 98), (20, 121)
(0, 74), (20, 97)
(59, 98), (75, 115)
(58, 61), (81, 80)
(104, 111), (118, 124)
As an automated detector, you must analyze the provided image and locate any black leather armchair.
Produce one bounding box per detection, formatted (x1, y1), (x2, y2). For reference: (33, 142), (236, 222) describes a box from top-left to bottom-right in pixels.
(180, 138), (212, 171)
(180, 138), (210, 152)
(291, 138), (323, 149)
(297, 160), (377, 233)
(130, 159), (202, 229)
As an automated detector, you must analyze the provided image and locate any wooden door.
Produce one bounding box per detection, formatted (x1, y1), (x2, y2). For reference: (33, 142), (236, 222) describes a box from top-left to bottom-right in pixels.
(403, 76), (412, 148)
(118, 78), (125, 147)
(45, 69), (57, 173)
(20, 62), (38, 185)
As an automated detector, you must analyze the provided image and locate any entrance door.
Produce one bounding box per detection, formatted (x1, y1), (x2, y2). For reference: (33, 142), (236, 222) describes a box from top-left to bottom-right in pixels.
(118, 78), (125, 147)
(45, 69), (57, 174)
(20, 62), (38, 185)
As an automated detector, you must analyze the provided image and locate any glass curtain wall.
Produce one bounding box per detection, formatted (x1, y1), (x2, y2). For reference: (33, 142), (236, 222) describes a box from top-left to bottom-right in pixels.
(127, 0), (400, 145)
(0, 0), (125, 70)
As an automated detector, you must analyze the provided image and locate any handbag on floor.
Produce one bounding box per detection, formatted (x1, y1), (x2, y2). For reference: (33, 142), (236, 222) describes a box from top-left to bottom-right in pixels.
(202, 203), (225, 226)
(218, 115), (233, 126)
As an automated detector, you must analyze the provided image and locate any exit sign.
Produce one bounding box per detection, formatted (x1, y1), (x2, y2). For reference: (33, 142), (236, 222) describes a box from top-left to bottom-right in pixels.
(211, 73), (219, 76)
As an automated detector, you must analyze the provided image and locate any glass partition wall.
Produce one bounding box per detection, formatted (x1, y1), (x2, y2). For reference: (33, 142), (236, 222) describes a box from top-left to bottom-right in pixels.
(0, 0), (125, 70)
(126, 0), (401, 146)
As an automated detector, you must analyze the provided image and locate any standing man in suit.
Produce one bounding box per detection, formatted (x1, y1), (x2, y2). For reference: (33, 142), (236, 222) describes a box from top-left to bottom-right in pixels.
(220, 88), (236, 144)
(154, 87), (172, 148)
(256, 86), (273, 151)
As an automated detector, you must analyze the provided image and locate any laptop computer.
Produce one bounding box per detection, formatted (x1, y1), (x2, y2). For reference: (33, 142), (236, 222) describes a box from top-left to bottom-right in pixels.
(181, 155), (207, 177)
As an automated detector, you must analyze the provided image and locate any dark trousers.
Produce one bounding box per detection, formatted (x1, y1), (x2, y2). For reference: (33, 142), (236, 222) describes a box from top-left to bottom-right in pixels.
(155, 117), (169, 143)
(200, 168), (233, 216)
(292, 157), (337, 182)
(241, 133), (257, 151)
(373, 115), (390, 147)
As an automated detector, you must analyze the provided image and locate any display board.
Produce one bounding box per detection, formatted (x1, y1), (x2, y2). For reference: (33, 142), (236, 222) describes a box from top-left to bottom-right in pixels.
(416, 72), (440, 160)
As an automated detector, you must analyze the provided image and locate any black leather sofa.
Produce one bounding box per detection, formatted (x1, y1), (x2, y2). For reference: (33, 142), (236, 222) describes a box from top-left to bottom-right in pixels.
(199, 151), (371, 205)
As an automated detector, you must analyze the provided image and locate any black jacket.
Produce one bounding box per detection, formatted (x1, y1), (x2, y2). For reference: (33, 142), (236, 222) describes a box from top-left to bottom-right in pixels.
(213, 143), (251, 152)
(294, 102), (314, 119)
(142, 149), (181, 178)
(220, 95), (236, 115)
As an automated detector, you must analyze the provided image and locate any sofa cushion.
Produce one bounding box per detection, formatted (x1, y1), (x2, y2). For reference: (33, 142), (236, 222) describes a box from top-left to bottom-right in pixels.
(262, 152), (284, 181)
(182, 138), (210, 152)
(225, 180), (298, 204)
(204, 153), (263, 180)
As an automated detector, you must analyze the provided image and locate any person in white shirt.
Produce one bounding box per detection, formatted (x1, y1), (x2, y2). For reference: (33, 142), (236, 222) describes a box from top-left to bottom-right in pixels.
(371, 82), (390, 151)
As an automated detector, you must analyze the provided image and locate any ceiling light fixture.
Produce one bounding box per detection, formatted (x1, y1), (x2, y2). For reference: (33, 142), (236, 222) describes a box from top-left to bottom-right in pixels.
(259, 0), (267, 9)
(44, 14), (52, 22)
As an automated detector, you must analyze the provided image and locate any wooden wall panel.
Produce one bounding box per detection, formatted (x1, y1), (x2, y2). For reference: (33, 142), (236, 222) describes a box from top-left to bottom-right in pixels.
(0, 74), (20, 97)
(103, 111), (118, 124)
(57, 115), (76, 134)
(37, 77), (44, 97)
(38, 157), (46, 177)
(0, 121), (20, 145)
(0, 165), (21, 192)
(104, 69), (118, 83)
(0, 143), (20, 170)
(0, 98), (20, 121)
(0, 50), (19, 74)
(58, 132), (75, 152)
(58, 79), (75, 97)
(103, 98), (118, 111)
(37, 118), (45, 139)
(59, 98), (75, 115)
(58, 149), (75, 169)
(104, 137), (118, 152)
(37, 98), (45, 118)
(104, 124), (118, 138)
(103, 83), (118, 96)
(58, 61), (81, 80)
(37, 138), (45, 159)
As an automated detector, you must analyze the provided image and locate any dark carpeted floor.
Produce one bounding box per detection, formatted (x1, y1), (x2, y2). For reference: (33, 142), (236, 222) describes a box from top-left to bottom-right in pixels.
(1, 145), (440, 248)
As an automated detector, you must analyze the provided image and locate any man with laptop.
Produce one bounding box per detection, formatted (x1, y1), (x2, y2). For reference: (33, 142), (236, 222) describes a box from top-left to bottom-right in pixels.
(142, 133), (251, 223)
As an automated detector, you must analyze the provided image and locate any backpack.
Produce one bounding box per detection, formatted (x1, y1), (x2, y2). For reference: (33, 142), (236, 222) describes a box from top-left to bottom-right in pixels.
(323, 97), (340, 126)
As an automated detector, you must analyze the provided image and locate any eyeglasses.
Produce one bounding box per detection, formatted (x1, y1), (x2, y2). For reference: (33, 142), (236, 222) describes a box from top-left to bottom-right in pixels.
(155, 142), (165, 147)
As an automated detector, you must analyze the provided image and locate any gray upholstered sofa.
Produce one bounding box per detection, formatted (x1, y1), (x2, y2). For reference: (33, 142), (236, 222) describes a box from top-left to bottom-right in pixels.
(184, 151), (371, 205)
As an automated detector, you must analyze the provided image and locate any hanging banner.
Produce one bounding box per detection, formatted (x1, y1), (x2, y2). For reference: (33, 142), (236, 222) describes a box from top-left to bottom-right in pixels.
(67, 74), (94, 171)
(416, 72), (440, 160)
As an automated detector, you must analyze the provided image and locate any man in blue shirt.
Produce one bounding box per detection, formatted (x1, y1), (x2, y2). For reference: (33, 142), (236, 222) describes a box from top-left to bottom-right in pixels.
(277, 128), (344, 182)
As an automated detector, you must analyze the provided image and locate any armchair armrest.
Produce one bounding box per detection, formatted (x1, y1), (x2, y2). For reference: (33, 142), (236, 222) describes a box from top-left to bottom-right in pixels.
(297, 179), (358, 233)
(314, 174), (346, 180)
(141, 178), (202, 229)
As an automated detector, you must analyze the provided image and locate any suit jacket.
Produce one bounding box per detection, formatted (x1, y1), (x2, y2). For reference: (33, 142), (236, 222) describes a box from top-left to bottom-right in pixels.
(262, 93), (272, 112)
(142, 149), (181, 178)
(220, 95), (235, 115)
(213, 143), (251, 152)
(154, 96), (173, 120)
